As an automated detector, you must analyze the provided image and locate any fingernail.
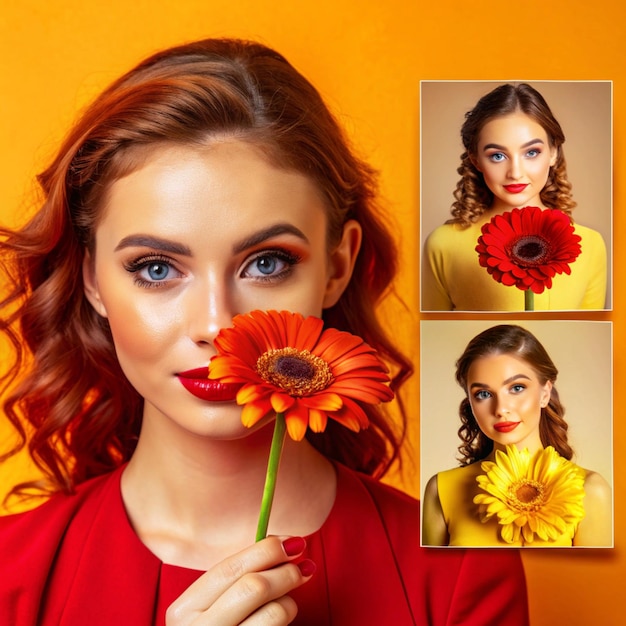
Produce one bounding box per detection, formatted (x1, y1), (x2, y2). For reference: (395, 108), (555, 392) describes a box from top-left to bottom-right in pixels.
(297, 559), (317, 577)
(282, 536), (306, 557)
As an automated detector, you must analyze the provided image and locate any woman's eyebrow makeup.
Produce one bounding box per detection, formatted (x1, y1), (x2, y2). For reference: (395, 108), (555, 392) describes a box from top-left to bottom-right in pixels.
(469, 374), (532, 390)
(114, 224), (309, 257)
(232, 223), (309, 254)
(115, 234), (192, 256)
(482, 138), (545, 152)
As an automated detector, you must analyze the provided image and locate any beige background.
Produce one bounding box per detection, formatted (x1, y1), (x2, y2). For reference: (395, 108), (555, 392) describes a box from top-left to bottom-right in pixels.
(420, 319), (613, 496)
(420, 81), (613, 308)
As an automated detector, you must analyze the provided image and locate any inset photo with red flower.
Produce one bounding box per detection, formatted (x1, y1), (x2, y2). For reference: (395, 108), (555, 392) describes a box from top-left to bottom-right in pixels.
(420, 81), (612, 312)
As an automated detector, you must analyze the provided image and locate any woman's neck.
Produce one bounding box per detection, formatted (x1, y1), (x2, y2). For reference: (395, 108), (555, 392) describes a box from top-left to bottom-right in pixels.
(120, 417), (336, 569)
(488, 440), (543, 459)
(484, 200), (550, 219)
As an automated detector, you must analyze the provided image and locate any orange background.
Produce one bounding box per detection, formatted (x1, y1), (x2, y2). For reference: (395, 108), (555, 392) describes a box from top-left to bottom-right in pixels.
(0, 1), (623, 624)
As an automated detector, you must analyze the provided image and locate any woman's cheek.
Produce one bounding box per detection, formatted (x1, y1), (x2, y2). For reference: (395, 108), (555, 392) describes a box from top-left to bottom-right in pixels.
(105, 296), (179, 362)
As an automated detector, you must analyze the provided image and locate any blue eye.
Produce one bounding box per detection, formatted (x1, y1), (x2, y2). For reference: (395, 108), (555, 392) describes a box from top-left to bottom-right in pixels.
(242, 249), (301, 282)
(254, 255), (279, 276)
(474, 390), (492, 400)
(489, 153), (506, 163)
(526, 149), (540, 158)
(511, 384), (526, 394)
(145, 262), (170, 281)
(124, 255), (182, 288)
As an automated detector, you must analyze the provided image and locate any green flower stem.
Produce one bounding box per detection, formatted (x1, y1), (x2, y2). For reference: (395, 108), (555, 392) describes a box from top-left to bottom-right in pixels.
(525, 289), (534, 311)
(255, 412), (287, 542)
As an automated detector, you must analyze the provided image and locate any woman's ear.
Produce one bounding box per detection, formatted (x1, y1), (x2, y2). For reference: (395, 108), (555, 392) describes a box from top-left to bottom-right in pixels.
(549, 146), (558, 167)
(82, 250), (108, 318)
(469, 152), (482, 172)
(322, 219), (362, 309)
(540, 380), (553, 408)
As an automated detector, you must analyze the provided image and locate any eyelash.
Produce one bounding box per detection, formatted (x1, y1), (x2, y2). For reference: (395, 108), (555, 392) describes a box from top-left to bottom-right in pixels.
(240, 248), (302, 283)
(123, 254), (181, 289)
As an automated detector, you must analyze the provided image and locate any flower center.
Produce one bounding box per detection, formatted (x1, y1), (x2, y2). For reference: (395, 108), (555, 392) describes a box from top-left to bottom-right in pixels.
(256, 347), (333, 396)
(508, 478), (545, 511)
(508, 235), (551, 266)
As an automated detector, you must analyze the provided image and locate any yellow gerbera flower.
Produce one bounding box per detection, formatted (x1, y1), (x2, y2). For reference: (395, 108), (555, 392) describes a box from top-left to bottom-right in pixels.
(473, 444), (586, 545)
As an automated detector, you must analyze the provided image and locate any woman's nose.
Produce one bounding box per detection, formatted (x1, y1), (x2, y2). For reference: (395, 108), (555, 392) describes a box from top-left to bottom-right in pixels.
(187, 277), (235, 346)
(495, 396), (512, 417)
(507, 157), (522, 180)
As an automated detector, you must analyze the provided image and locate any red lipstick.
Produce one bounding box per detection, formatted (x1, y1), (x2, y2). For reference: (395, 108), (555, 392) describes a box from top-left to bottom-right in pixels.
(503, 184), (528, 194)
(177, 367), (240, 402)
(494, 421), (520, 433)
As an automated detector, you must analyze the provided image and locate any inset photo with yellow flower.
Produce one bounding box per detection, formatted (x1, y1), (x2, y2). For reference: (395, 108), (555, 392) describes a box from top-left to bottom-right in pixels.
(420, 80), (612, 312)
(420, 320), (613, 548)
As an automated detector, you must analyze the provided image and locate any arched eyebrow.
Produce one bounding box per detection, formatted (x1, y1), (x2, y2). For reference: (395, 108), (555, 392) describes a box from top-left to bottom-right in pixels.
(469, 374), (532, 389)
(482, 138), (545, 152)
(115, 235), (191, 255)
(232, 223), (309, 254)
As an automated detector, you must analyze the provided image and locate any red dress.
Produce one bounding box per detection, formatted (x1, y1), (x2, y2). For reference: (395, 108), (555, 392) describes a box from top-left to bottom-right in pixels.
(0, 463), (529, 625)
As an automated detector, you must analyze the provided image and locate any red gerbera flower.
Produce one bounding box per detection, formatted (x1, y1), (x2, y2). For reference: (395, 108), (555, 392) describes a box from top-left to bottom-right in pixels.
(208, 309), (393, 441)
(475, 206), (582, 294)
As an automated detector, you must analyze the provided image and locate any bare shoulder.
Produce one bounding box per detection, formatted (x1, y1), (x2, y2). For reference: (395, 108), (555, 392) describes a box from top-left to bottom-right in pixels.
(583, 469), (612, 501)
(574, 469), (612, 547)
(422, 474), (449, 546)
(423, 473), (439, 500)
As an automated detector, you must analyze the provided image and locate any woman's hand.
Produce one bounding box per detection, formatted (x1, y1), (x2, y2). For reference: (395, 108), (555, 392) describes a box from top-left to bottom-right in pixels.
(166, 536), (315, 625)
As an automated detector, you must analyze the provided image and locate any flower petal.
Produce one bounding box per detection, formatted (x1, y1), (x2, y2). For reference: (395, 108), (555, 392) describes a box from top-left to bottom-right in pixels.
(240, 401), (272, 428)
(270, 392), (296, 413)
(284, 403), (310, 441)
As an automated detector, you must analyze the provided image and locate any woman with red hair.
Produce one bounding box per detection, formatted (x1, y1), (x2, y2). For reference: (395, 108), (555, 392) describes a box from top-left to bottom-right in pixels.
(0, 39), (527, 624)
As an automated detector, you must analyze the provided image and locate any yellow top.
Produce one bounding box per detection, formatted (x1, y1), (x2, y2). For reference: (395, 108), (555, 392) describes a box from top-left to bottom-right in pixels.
(422, 219), (607, 311)
(436, 463), (579, 547)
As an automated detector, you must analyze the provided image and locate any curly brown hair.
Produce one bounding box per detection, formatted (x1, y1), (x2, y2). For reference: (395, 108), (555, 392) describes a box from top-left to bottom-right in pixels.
(448, 83), (577, 227)
(454, 324), (573, 465)
(0, 38), (413, 499)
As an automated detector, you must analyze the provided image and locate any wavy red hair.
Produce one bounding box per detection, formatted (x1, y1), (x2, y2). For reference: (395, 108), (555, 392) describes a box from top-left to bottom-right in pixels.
(0, 38), (412, 498)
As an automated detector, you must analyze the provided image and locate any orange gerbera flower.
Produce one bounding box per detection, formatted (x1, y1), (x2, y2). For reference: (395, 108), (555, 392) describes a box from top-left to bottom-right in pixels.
(208, 309), (393, 441)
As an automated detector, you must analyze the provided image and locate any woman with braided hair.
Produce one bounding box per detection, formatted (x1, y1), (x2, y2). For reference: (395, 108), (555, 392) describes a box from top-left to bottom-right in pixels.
(422, 324), (611, 547)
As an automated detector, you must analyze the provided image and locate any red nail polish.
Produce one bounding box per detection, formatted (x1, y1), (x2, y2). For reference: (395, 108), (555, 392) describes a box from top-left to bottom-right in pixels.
(282, 536), (306, 556)
(297, 559), (316, 577)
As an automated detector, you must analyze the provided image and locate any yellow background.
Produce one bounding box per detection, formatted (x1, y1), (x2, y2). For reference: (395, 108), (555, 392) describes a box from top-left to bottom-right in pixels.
(0, 1), (623, 623)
